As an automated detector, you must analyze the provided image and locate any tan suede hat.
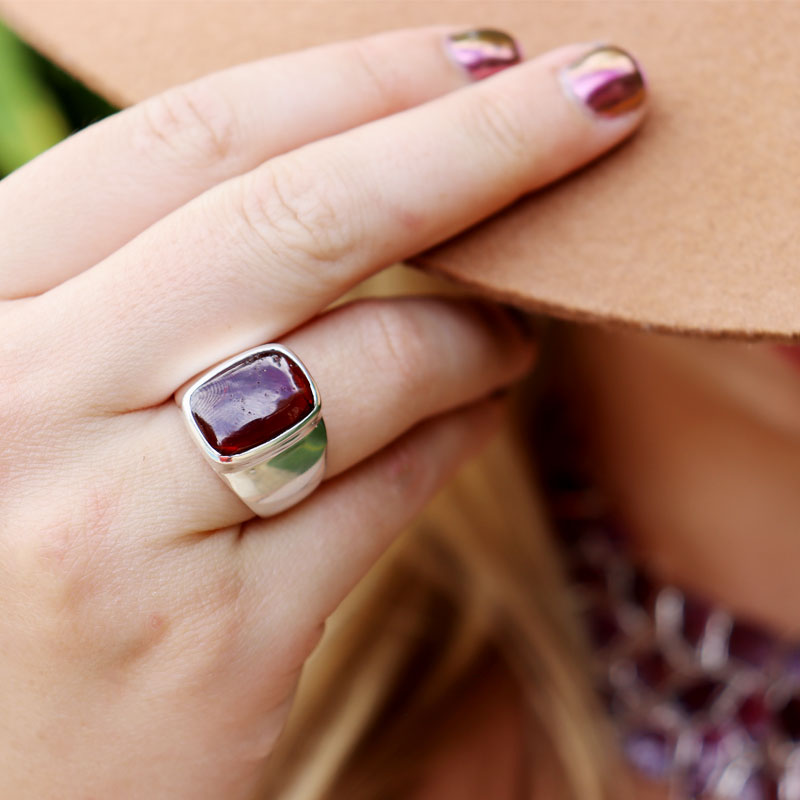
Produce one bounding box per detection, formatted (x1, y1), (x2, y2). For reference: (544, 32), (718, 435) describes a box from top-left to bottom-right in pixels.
(2, 1), (798, 340)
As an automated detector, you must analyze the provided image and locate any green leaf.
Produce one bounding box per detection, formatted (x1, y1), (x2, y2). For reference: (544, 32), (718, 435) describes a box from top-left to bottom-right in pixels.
(0, 22), (71, 174)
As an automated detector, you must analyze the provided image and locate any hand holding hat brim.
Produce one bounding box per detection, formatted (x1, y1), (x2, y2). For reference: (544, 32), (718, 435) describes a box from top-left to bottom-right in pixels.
(0, 28), (644, 796)
(3, 0), (799, 338)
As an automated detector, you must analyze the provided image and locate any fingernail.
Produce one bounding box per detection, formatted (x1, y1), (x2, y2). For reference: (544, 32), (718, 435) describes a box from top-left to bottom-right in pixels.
(445, 29), (523, 80)
(559, 44), (647, 117)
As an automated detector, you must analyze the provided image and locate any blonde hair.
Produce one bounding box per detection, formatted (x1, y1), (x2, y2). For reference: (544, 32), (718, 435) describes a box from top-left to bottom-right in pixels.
(257, 266), (622, 800)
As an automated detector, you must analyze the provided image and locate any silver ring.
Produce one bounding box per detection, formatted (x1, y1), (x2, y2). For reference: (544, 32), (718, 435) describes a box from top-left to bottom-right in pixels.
(180, 343), (327, 517)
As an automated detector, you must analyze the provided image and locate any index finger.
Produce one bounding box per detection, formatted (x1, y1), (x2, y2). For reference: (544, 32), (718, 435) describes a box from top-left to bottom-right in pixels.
(47, 41), (646, 411)
(0, 25), (495, 297)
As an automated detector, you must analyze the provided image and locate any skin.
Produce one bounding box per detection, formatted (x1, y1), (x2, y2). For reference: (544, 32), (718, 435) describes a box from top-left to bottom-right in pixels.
(570, 327), (800, 638)
(414, 326), (800, 800)
(0, 25), (647, 799)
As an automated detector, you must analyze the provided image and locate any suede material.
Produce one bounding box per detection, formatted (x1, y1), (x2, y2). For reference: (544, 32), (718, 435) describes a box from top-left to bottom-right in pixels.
(2, 0), (796, 340)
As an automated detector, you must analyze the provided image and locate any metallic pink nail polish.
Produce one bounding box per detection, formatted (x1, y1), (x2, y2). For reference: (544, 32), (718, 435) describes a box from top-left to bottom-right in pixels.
(560, 44), (647, 117)
(446, 29), (522, 80)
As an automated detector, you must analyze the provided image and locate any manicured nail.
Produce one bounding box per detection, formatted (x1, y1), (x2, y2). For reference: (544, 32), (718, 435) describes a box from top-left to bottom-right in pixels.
(445, 29), (522, 80)
(560, 44), (646, 117)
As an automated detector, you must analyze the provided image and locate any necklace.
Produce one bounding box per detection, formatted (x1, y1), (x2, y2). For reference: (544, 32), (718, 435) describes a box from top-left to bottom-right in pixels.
(550, 484), (800, 800)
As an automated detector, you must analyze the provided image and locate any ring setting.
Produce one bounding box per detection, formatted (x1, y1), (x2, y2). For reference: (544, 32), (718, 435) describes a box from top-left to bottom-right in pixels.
(180, 343), (327, 517)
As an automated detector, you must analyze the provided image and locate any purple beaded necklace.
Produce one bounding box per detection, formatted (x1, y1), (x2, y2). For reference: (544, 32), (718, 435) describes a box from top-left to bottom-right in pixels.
(529, 353), (800, 799)
(549, 483), (800, 800)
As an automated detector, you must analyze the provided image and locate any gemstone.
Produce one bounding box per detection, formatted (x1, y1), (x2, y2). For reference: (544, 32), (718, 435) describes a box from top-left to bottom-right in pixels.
(686, 727), (727, 796)
(190, 350), (314, 456)
(623, 728), (674, 779)
(737, 692), (771, 741)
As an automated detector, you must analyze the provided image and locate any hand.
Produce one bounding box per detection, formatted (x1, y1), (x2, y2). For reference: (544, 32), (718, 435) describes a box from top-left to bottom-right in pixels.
(0, 26), (645, 798)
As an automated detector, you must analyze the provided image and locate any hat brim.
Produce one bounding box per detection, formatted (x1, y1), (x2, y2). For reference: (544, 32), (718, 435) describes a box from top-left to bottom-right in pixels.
(3, 0), (799, 340)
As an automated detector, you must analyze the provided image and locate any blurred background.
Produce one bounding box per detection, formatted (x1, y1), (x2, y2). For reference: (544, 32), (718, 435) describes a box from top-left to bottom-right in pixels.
(0, 19), (116, 177)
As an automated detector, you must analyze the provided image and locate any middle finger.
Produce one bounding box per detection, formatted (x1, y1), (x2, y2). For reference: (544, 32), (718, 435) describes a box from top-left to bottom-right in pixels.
(47, 41), (645, 411)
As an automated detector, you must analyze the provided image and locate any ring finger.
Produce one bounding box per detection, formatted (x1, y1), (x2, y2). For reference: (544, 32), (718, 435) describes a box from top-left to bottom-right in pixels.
(0, 25), (478, 297)
(99, 294), (535, 532)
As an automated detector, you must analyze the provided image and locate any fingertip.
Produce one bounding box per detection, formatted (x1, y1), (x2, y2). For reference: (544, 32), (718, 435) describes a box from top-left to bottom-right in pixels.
(442, 27), (523, 82)
(557, 42), (648, 123)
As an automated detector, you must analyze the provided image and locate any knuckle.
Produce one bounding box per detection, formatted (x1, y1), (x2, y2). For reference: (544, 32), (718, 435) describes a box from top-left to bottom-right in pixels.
(5, 487), (177, 670)
(347, 38), (397, 109)
(134, 81), (237, 169)
(179, 561), (249, 668)
(7, 491), (129, 646)
(20, 487), (122, 600)
(362, 300), (430, 392)
(237, 158), (360, 273)
(274, 619), (327, 680)
(0, 302), (100, 469)
(0, 305), (38, 391)
(466, 87), (531, 165)
(0, 356), (29, 438)
(194, 560), (247, 635)
(381, 431), (429, 503)
(0, 306), (49, 462)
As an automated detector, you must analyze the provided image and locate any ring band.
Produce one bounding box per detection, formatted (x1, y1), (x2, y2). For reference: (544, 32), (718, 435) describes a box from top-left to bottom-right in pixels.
(180, 343), (327, 517)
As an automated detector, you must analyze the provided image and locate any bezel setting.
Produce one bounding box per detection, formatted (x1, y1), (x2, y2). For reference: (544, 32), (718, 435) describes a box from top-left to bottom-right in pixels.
(181, 343), (323, 474)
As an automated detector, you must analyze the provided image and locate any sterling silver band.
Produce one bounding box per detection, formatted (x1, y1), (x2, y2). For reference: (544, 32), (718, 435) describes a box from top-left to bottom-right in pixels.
(179, 343), (327, 517)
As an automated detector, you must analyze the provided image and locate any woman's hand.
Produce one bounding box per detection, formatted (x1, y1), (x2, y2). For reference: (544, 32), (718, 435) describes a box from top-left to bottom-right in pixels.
(0, 26), (645, 798)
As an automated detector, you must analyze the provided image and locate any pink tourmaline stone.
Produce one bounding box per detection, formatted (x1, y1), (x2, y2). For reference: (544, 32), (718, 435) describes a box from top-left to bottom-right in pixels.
(190, 350), (313, 456)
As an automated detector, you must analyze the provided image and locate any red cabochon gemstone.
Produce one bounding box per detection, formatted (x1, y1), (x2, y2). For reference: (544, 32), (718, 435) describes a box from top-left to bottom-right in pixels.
(190, 350), (314, 456)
